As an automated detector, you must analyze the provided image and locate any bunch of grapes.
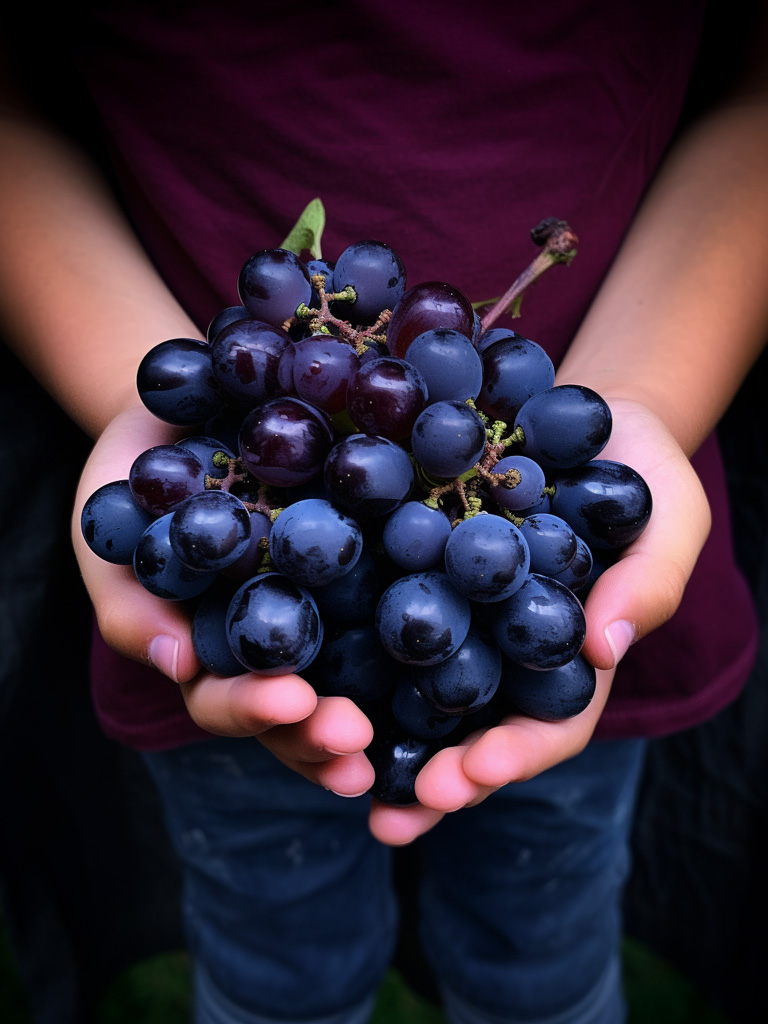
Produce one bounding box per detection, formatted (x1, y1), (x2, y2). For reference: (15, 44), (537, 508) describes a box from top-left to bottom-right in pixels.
(81, 231), (652, 805)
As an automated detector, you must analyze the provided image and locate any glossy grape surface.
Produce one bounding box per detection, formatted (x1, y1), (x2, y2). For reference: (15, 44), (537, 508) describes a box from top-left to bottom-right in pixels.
(515, 385), (612, 469)
(412, 624), (502, 715)
(404, 328), (483, 404)
(210, 319), (291, 406)
(551, 459), (652, 550)
(305, 624), (395, 703)
(492, 574), (586, 670)
(346, 356), (428, 441)
(444, 514), (530, 603)
(237, 248), (312, 327)
(382, 501), (451, 571)
(239, 397), (334, 488)
(134, 514), (217, 600)
(500, 653), (596, 721)
(411, 401), (487, 479)
(169, 489), (252, 572)
(137, 337), (223, 426)
(268, 498), (363, 587)
(129, 445), (207, 516)
(386, 281), (475, 360)
(81, 480), (155, 565)
(332, 239), (406, 324)
(375, 571), (471, 666)
(477, 336), (555, 423)
(323, 434), (414, 518)
(226, 572), (323, 675)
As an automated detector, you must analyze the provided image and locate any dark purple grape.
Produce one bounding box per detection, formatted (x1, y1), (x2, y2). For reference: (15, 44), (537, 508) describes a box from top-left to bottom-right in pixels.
(237, 248), (312, 327)
(486, 454), (546, 512)
(443, 514), (530, 603)
(309, 549), (382, 624)
(210, 318), (291, 406)
(471, 309), (482, 344)
(391, 677), (461, 741)
(203, 404), (246, 453)
(366, 719), (439, 806)
(491, 574), (586, 670)
(550, 459), (652, 550)
(477, 336), (555, 424)
(375, 570), (471, 666)
(286, 334), (360, 414)
(133, 514), (217, 600)
(331, 240), (406, 324)
(80, 480), (155, 565)
(222, 510), (272, 581)
(323, 434), (414, 519)
(176, 435), (236, 477)
(514, 385), (612, 470)
(137, 338), (223, 426)
(403, 328), (483, 404)
(303, 623), (394, 702)
(192, 582), (246, 676)
(386, 281), (475, 360)
(358, 340), (390, 365)
(226, 572), (323, 675)
(452, 688), (515, 740)
(474, 327), (524, 356)
(129, 445), (207, 516)
(410, 400), (487, 479)
(518, 513), (579, 576)
(346, 356), (428, 441)
(239, 396), (334, 488)
(551, 535), (594, 593)
(206, 305), (249, 343)
(411, 624), (502, 716)
(381, 501), (451, 571)
(169, 489), (252, 572)
(268, 498), (363, 587)
(500, 653), (596, 721)
(514, 491), (552, 518)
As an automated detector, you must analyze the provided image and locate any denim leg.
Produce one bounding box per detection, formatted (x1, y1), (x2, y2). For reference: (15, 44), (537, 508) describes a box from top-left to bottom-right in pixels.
(417, 738), (646, 1023)
(143, 737), (397, 1023)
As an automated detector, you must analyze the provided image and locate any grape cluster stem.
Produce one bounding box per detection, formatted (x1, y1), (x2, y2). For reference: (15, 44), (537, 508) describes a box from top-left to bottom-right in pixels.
(293, 276), (392, 353)
(479, 218), (578, 331)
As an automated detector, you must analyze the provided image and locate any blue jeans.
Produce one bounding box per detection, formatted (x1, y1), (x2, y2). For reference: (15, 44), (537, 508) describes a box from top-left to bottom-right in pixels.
(143, 735), (646, 1024)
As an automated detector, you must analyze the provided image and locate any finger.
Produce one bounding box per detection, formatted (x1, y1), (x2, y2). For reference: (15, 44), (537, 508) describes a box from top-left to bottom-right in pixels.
(74, 548), (202, 681)
(292, 751), (375, 797)
(259, 698), (375, 795)
(72, 406), (200, 681)
(368, 798), (445, 846)
(179, 670), (318, 736)
(412, 742), (491, 812)
(460, 668), (614, 788)
(260, 696), (374, 762)
(581, 466), (710, 670)
(579, 404), (712, 670)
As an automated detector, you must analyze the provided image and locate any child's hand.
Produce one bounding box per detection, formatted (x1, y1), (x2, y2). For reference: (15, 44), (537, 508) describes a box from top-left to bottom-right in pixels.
(72, 405), (375, 796)
(368, 397), (712, 844)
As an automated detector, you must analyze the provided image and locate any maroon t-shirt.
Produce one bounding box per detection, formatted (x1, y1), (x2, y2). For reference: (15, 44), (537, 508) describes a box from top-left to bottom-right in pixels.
(77, 0), (758, 748)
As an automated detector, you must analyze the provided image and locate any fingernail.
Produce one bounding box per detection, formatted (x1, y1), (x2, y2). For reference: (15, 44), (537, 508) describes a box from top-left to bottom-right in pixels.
(149, 635), (180, 682)
(323, 747), (354, 756)
(329, 789), (370, 799)
(605, 620), (635, 667)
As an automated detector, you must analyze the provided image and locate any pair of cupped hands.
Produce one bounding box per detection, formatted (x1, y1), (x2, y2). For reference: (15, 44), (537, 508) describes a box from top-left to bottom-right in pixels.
(72, 390), (710, 845)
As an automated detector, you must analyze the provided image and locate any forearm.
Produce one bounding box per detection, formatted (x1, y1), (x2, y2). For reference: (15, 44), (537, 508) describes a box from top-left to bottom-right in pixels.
(558, 92), (768, 457)
(0, 105), (201, 439)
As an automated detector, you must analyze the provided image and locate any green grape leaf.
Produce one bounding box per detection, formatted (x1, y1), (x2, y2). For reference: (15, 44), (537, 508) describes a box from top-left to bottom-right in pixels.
(280, 198), (326, 260)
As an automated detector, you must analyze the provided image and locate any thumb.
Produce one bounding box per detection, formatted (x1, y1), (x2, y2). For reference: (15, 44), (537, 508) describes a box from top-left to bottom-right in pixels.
(582, 477), (711, 670)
